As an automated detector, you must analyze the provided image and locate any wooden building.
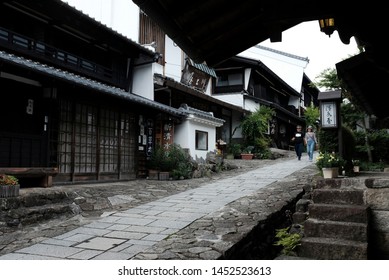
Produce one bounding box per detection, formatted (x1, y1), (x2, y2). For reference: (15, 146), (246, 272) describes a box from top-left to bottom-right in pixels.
(0, 0), (185, 185)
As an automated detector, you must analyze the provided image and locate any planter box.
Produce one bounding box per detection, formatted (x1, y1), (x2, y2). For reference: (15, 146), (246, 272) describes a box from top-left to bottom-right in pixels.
(0, 184), (20, 198)
(241, 153), (254, 160)
(322, 167), (339, 178)
(158, 171), (170, 181)
(148, 169), (159, 180)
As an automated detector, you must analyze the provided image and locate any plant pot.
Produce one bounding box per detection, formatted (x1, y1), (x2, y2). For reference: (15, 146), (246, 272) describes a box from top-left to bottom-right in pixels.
(158, 171), (170, 181)
(148, 169), (159, 180)
(322, 167), (339, 179)
(241, 153), (254, 160)
(0, 184), (20, 198)
(353, 166), (360, 173)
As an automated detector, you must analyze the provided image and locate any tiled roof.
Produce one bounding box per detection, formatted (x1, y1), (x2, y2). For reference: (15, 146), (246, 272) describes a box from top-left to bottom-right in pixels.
(0, 51), (185, 117)
(178, 104), (224, 126)
(187, 59), (217, 78)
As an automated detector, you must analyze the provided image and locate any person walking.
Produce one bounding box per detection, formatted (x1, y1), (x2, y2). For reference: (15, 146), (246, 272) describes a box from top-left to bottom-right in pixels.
(291, 125), (306, 160)
(305, 125), (318, 162)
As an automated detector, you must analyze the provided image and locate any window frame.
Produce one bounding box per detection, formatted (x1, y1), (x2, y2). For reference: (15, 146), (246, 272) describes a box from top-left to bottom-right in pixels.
(195, 130), (208, 150)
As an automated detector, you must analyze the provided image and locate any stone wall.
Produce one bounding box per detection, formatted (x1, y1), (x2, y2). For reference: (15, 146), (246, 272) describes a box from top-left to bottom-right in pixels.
(364, 177), (389, 259)
(133, 165), (318, 260)
(303, 174), (389, 259)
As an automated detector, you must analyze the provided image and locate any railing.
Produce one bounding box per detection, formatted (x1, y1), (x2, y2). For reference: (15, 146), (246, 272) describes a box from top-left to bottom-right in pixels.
(0, 27), (115, 84)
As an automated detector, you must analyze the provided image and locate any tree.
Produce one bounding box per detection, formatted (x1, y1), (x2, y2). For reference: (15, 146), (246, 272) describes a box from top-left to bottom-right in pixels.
(240, 106), (275, 153)
(313, 68), (342, 90)
(304, 106), (320, 129)
(313, 67), (373, 162)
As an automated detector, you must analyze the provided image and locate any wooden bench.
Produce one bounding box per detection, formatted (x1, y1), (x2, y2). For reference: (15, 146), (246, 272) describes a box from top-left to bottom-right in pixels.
(0, 167), (58, 188)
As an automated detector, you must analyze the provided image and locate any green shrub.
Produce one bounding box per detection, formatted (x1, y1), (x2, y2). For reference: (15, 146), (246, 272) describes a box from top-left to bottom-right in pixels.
(273, 226), (302, 255)
(226, 143), (242, 157)
(148, 144), (194, 178)
(0, 174), (19, 185)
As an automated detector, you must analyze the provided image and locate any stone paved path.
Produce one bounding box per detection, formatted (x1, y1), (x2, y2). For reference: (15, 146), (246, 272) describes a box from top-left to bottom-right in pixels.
(0, 150), (318, 259)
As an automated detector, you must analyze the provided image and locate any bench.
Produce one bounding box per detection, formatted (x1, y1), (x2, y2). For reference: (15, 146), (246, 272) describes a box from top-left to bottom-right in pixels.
(0, 167), (58, 188)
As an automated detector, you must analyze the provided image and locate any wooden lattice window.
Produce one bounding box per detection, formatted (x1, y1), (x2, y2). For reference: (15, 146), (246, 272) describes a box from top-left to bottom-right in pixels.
(74, 104), (97, 173)
(58, 100), (73, 173)
(99, 109), (119, 172)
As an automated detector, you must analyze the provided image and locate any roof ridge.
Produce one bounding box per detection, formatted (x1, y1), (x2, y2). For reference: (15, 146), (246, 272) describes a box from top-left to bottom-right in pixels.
(255, 44), (309, 63)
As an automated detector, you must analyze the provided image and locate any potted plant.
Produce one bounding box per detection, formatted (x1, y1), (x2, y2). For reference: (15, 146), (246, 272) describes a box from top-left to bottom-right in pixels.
(315, 151), (345, 178)
(352, 159), (360, 173)
(146, 144), (193, 180)
(0, 174), (20, 198)
(226, 143), (241, 159)
(241, 145), (254, 160)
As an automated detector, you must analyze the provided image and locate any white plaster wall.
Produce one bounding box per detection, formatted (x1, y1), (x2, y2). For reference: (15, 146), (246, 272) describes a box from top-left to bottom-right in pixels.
(203, 77), (213, 96)
(62, 0), (139, 41)
(174, 121), (190, 150)
(213, 93), (244, 108)
(244, 98), (260, 112)
(239, 46), (308, 93)
(175, 120), (217, 160)
(132, 64), (154, 100)
(244, 68), (251, 90)
(164, 36), (183, 82)
(153, 63), (164, 77)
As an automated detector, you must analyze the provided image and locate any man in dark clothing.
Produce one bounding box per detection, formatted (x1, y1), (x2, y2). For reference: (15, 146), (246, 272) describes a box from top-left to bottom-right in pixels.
(291, 125), (306, 160)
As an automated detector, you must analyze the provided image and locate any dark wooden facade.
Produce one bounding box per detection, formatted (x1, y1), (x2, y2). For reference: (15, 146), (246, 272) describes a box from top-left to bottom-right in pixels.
(0, 0), (182, 186)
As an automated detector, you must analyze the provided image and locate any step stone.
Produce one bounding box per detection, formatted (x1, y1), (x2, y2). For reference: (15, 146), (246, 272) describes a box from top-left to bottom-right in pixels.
(304, 218), (368, 242)
(295, 198), (311, 212)
(312, 189), (365, 205)
(2, 203), (77, 227)
(298, 237), (368, 260)
(292, 211), (308, 224)
(308, 203), (369, 223)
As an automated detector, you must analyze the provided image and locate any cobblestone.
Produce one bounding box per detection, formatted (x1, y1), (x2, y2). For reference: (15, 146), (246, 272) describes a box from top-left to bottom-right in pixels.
(0, 149), (319, 259)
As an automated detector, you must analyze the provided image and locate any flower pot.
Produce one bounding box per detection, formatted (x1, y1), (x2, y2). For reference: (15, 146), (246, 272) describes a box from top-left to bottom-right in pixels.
(241, 153), (254, 160)
(0, 184), (20, 198)
(322, 167), (338, 179)
(158, 171), (170, 181)
(353, 166), (360, 173)
(148, 169), (159, 180)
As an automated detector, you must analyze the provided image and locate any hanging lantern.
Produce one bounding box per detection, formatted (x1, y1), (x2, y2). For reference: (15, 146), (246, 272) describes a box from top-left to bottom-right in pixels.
(319, 18), (335, 37)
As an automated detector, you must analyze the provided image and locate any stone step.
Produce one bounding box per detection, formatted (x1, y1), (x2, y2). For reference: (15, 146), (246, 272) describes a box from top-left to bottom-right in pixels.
(1, 189), (78, 227)
(292, 211), (308, 224)
(304, 218), (368, 242)
(298, 237), (368, 259)
(312, 189), (365, 205)
(274, 255), (312, 260)
(308, 203), (369, 223)
(1, 202), (79, 227)
(1, 190), (71, 211)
